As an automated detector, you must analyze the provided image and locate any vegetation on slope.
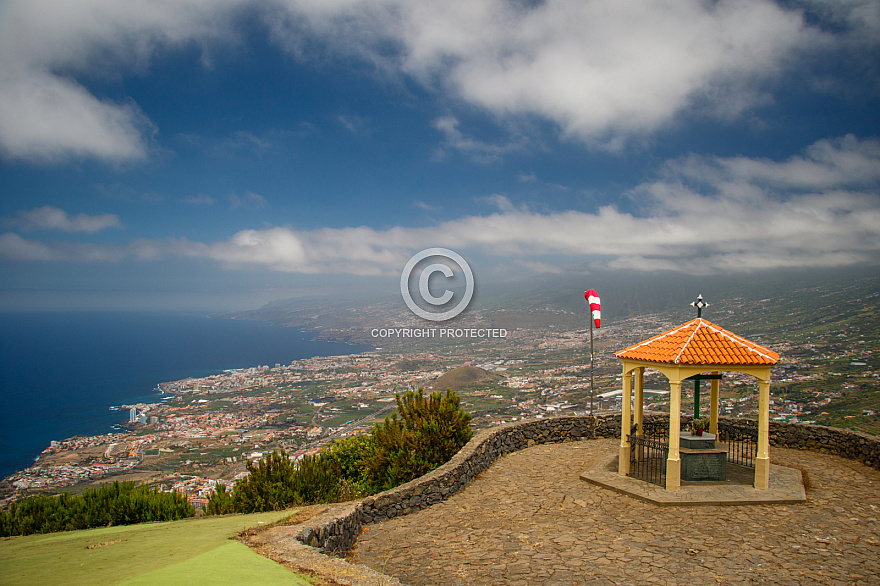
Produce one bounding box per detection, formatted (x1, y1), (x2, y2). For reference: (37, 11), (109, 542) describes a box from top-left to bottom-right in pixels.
(0, 480), (193, 537)
(208, 388), (473, 513)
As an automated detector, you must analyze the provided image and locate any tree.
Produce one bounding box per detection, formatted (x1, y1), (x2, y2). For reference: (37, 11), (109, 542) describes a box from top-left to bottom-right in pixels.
(229, 450), (299, 513)
(326, 434), (375, 499)
(367, 388), (472, 491)
(206, 483), (235, 515)
(216, 449), (345, 514)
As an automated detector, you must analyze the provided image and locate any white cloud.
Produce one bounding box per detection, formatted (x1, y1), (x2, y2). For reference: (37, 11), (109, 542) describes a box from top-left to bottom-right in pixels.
(9, 206), (123, 233)
(0, 232), (125, 262)
(0, 0), (248, 162)
(184, 193), (216, 206)
(431, 115), (526, 163)
(1, 0), (868, 162)
(0, 73), (152, 162)
(413, 200), (440, 212)
(0, 233), (61, 261)
(228, 192), (268, 209)
(270, 0), (822, 151)
(336, 114), (369, 134)
(3, 136), (878, 274)
(669, 135), (880, 190)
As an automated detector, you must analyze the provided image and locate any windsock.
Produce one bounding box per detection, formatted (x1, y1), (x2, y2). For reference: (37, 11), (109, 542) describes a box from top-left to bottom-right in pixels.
(585, 289), (601, 328)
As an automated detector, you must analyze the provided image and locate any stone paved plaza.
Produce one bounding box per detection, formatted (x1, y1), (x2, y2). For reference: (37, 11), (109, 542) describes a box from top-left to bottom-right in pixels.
(347, 438), (880, 586)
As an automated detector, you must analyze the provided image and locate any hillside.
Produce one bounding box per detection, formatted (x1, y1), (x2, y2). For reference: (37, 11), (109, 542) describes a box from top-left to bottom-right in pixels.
(427, 366), (503, 392)
(0, 509), (312, 585)
(218, 265), (880, 345)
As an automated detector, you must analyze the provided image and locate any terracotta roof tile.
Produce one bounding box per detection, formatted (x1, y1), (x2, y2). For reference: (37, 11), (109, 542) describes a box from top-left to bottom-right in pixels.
(614, 318), (779, 366)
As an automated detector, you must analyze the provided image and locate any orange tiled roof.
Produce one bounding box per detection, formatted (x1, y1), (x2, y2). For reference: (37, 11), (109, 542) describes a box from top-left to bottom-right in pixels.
(614, 318), (779, 366)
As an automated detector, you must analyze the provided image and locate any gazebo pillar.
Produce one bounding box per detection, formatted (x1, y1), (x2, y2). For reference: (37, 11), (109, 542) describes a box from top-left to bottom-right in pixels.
(709, 373), (720, 435)
(634, 367), (644, 436)
(755, 378), (771, 489)
(666, 379), (682, 491)
(618, 368), (633, 475)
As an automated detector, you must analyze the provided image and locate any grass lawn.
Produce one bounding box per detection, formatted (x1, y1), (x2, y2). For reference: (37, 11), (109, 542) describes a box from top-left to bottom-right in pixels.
(0, 510), (314, 585)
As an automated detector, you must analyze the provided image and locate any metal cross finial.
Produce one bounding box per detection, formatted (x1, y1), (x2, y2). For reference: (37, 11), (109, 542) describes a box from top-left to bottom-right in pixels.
(691, 294), (708, 318)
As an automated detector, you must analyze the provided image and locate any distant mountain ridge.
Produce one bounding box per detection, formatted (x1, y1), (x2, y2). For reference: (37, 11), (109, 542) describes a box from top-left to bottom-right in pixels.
(218, 265), (880, 346)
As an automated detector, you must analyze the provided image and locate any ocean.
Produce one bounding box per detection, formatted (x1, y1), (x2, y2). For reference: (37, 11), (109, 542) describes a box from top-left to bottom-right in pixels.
(0, 312), (370, 480)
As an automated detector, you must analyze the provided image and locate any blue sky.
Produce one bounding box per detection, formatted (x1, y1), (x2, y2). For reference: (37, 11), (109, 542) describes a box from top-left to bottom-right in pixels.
(1, 0), (879, 312)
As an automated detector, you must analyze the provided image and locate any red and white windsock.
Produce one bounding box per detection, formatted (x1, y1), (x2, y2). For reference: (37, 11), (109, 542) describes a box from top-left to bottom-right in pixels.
(585, 289), (601, 328)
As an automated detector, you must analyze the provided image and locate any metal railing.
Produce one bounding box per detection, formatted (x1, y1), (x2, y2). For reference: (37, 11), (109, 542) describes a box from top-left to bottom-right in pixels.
(630, 419), (700, 439)
(717, 421), (757, 468)
(627, 434), (668, 486)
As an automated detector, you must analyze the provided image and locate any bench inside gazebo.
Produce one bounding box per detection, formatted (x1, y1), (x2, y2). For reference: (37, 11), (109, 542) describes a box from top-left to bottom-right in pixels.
(614, 300), (780, 492)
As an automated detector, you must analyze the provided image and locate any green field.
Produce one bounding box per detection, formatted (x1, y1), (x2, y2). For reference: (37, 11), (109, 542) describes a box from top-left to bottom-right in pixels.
(0, 510), (314, 585)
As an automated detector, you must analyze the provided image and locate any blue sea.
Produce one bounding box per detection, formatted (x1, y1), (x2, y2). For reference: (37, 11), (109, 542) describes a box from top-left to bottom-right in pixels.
(0, 312), (370, 480)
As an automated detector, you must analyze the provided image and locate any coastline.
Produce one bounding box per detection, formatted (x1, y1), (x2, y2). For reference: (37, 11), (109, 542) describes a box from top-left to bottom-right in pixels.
(0, 311), (371, 483)
(0, 350), (382, 506)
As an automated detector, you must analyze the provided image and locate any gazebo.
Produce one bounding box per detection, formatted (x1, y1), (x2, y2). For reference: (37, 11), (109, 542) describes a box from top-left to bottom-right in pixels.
(614, 305), (780, 491)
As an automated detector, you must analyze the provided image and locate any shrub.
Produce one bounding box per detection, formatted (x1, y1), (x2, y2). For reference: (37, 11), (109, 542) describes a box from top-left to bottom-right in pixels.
(227, 450), (300, 513)
(326, 434), (375, 498)
(367, 388), (472, 491)
(0, 481), (194, 537)
(206, 483), (235, 516)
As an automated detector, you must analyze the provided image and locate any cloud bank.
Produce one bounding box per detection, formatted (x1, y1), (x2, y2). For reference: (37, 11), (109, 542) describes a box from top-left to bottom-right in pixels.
(1, 0), (877, 162)
(6, 206), (123, 233)
(3, 135), (878, 274)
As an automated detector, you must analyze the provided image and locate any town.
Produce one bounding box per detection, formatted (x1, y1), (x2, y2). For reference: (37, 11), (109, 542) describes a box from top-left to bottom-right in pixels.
(4, 292), (877, 510)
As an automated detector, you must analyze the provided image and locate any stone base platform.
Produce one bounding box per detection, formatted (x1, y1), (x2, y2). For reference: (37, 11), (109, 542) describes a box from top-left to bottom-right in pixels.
(580, 451), (806, 506)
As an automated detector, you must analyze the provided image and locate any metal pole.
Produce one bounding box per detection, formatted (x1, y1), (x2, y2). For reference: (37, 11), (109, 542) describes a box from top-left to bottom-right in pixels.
(589, 318), (595, 434)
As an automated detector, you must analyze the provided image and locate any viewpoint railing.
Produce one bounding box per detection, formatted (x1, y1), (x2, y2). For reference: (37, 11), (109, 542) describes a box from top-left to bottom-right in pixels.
(627, 433), (668, 486)
(627, 418), (758, 484)
(717, 421), (758, 468)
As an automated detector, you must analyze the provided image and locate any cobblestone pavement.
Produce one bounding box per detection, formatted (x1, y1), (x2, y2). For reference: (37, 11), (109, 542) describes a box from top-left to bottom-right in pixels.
(347, 439), (880, 586)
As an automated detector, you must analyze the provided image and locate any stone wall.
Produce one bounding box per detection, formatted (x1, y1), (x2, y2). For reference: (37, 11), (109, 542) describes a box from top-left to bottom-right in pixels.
(295, 414), (880, 558)
(767, 420), (880, 469)
(297, 414), (620, 556)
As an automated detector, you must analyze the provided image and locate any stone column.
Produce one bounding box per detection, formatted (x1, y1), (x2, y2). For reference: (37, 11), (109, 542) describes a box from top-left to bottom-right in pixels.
(755, 378), (771, 489)
(634, 367), (644, 436)
(618, 367), (633, 476)
(709, 374), (720, 435)
(666, 380), (682, 491)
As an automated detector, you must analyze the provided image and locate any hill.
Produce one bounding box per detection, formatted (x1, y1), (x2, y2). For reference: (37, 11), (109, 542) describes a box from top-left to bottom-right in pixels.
(427, 366), (503, 392)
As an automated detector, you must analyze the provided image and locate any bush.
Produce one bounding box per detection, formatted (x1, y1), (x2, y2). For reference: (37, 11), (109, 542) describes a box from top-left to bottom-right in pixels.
(205, 483), (235, 516)
(211, 449), (346, 514)
(367, 388), (472, 491)
(326, 434), (375, 499)
(0, 481), (194, 537)
(224, 450), (299, 513)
